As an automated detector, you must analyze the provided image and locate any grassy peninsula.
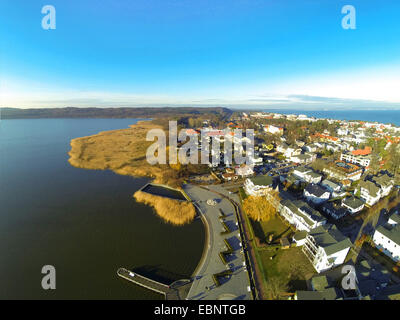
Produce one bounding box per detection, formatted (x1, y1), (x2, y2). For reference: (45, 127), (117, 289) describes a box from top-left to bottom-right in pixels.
(68, 120), (201, 225)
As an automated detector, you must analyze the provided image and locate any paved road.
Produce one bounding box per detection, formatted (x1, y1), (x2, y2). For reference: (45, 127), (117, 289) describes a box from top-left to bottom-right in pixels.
(183, 184), (251, 300)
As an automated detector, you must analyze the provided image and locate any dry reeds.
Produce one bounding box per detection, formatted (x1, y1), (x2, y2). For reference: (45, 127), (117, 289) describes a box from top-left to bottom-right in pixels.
(133, 190), (196, 226)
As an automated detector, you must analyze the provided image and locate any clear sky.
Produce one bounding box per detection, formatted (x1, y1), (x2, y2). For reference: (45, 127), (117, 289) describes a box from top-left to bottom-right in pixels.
(1, 0), (400, 109)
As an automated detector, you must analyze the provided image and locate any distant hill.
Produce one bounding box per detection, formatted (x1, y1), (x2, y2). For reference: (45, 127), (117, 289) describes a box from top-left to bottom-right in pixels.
(0, 107), (232, 119)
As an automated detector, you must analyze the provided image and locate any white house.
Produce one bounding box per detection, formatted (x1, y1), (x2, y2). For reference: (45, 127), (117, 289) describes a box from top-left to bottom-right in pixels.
(342, 196), (365, 214)
(358, 180), (381, 206)
(293, 167), (322, 184)
(244, 175), (275, 197)
(337, 127), (349, 136)
(302, 224), (352, 273)
(264, 125), (283, 135)
(235, 165), (254, 177)
(372, 174), (394, 197)
(388, 213), (400, 226)
(373, 224), (400, 262)
(304, 184), (330, 204)
(279, 199), (326, 232)
(340, 152), (371, 168)
(303, 144), (319, 153)
(321, 180), (341, 194)
(290, 153), (316, 165)
(277, 143), (301, 159)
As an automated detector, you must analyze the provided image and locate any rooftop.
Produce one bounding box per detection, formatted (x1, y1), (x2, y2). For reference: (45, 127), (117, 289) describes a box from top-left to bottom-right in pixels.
(308, 224), (352, 256)
(249, 175), (274, 186)
(305, 184), (328, 197)
(376, 224), (400, 245)
(296, 287), (341, 300)
(342, 196), (364, 209)
(359, 180), (380, 197)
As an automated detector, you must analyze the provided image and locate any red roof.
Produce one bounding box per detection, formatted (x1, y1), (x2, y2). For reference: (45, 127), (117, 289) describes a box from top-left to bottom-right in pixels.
(351, 146), (372, 156)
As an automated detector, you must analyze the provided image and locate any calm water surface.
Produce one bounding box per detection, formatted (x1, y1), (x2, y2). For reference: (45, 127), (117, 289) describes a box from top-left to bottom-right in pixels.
(0, 119), (204, 299)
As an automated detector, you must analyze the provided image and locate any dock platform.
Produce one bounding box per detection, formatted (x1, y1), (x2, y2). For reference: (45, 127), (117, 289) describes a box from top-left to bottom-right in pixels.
(117, 268), (190, 300)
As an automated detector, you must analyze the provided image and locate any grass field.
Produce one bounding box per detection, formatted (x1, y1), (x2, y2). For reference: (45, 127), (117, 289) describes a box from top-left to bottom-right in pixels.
(250, 216), (293, 246)
(258, 247), (316, 297)
(238, 187), (315, 299)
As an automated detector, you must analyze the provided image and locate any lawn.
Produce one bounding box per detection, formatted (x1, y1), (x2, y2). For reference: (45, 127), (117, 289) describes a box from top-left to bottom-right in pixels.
(250, 216), (293, 246)
(238, 186), (315, 299)
(258, 247), (316, 295)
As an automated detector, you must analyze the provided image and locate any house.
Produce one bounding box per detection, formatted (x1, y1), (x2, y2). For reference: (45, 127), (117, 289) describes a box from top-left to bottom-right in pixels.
(279, 199), (326, 232)
(264, 125), (283, 135)
(320, 202), (348, 220)
(235, 165), (254, 177)
(340, 152), (371, 167)
(290, 153), (316, 165)
(358, 180), (381, 206)
(303, 144), (319, 153)
(221, 172), (238, 181)
(323, 160), (363, 181)
(325, 143), (341, 153)
(342, 196), (365, 214)
(293, 231), (308, 246)
(276, 142), (289, 154)
(293, 167), (322, 184)
(388, 213), (400, 226)
(295, 275), (343, 300)
(373, 224), (400, 262)
(371, 174), (394, 197)
(337, 127), (349, 136)
(302, 224), (352, 273)
(276, 143), (300, 158)
(321, 179), (341, 194)
(304, 184), (330, 204)
(293, 166), (311, 180)
(295, 288), (342, 300)
(244, 175), (275, 197)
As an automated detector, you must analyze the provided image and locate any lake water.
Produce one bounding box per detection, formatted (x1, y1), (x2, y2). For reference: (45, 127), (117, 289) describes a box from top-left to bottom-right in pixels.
(0, 119), (204, 299)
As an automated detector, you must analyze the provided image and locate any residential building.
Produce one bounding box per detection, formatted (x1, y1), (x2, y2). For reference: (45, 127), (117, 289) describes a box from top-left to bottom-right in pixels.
(340, 152), (371, 167)
(303, 144), (319, 153)
(321, 179), (341, 193)
(295, 287), (341, 300)
(323, 160), (363, 181)
(235, 165), (254, 177)
(371, 174), (394, 197)
(279, 199), (326, 232)
(358, 180), (381, 206)
(264, 125), (283, 135)
(293, 167), (322, 184)
(304, 184), (330, 204)
(244, 175), (275, 197)
(302, 224), (352, 273)
(221, 172), (238, 181)
(320, 202), (348, 220)
(342, 196), (365, 214)
(373, 224), (400, 262)
(388, 213), (400, 226)
(290, 153), (316, 165)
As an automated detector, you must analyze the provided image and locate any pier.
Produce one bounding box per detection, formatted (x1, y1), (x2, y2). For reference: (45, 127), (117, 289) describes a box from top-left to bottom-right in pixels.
(117, 268), (190, 300)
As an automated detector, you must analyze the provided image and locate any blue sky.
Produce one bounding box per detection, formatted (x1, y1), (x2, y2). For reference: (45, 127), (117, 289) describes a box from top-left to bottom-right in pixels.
(1, 0), (400, 109)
